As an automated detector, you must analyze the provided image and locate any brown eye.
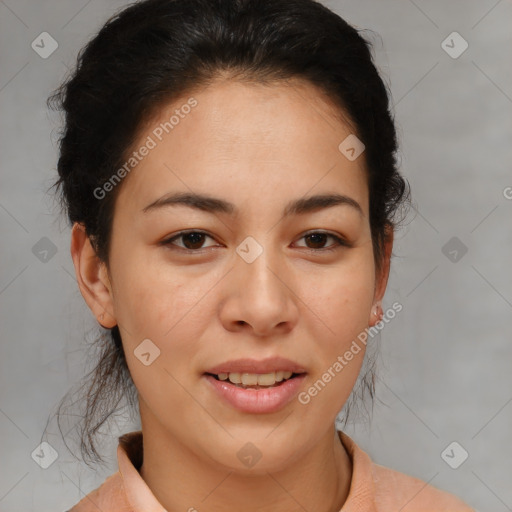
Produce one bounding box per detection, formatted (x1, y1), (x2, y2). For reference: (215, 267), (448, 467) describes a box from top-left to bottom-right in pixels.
(161, 230), (349, 254)
(304, 232), (330, 249)
(162, 231), (217, 251)
(295, 231), (349, 252)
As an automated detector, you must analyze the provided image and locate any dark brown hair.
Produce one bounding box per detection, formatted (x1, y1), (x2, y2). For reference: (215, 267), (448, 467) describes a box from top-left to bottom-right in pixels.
(46, 0), (410, 467)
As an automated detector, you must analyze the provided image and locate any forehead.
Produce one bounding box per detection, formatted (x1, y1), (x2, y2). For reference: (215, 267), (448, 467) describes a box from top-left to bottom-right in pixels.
(114, 78), (368, 219)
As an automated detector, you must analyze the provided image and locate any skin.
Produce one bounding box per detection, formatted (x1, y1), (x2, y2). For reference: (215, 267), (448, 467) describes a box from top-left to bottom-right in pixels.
(71, 77), (392, 512)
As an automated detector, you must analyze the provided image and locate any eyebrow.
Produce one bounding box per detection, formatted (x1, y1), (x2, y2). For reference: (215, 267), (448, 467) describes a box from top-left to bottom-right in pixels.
(141, 191), (363, 218)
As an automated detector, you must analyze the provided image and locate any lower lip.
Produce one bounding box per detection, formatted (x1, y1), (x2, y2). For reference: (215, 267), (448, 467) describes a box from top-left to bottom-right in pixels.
(203, 374), (307, 414)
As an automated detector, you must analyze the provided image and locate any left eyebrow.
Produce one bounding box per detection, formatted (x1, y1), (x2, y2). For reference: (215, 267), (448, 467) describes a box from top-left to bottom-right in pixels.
(141, 191), (363, 218)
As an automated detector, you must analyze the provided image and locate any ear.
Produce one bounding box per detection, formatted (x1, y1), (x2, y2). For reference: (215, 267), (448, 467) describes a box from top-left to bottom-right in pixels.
(70, 222), (117, 328)
(369, 223), (394, 327)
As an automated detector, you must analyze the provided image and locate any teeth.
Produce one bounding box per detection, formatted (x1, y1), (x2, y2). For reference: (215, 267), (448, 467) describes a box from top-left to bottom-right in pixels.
(241, 373), (258, 385)
(216, 371), (294, 386)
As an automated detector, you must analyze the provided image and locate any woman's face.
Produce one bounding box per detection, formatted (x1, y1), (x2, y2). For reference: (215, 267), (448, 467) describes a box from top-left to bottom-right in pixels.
(76, 77), (391, 472)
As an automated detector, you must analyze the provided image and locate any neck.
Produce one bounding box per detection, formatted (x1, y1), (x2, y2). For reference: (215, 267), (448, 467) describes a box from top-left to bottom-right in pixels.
(138, 412), (352, 512)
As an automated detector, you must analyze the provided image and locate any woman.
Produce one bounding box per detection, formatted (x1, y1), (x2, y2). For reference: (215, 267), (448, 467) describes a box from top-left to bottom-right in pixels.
(49, 0), (474, 509)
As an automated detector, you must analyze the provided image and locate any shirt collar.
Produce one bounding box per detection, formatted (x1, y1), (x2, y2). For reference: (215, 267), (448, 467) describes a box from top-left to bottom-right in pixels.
(117, 429), (377, 512)
(117, 431), (167, 511)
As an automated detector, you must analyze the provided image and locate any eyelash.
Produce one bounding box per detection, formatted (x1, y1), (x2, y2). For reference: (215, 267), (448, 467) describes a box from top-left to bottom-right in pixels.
(160, 230), (350, 254)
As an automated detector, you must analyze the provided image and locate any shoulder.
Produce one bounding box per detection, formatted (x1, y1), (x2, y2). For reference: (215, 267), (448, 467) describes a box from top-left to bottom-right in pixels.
(66, 471), (132, 512)
(337, 430), (474, 511)
(370, 462), (475, 511)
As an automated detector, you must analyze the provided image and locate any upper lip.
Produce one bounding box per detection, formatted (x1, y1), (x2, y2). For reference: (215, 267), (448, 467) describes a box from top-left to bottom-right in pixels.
(205, 357), (307, 375)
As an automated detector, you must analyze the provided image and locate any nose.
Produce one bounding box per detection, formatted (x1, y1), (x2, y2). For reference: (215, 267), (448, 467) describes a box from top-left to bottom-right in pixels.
(219, 245), (299, 337)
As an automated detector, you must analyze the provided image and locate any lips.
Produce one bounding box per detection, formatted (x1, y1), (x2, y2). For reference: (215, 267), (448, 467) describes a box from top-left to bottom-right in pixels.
(204, 372), (307, 413)
(202, 357), (308, 413)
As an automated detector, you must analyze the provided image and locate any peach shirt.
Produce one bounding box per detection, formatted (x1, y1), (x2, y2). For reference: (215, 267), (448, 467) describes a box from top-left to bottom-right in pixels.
(67, 430), (474, 511)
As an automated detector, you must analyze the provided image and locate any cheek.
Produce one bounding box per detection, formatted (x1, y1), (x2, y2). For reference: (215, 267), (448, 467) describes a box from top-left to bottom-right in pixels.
(111, 247), (197, 334)
(112, 260), (220, 379)
(303, 254), (376, 342)
(298, 270), (374, 415)
(116, 271), (209, 409)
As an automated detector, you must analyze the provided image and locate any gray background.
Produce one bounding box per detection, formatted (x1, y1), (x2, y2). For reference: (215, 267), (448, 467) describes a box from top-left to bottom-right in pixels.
(1, 0), (511, 510)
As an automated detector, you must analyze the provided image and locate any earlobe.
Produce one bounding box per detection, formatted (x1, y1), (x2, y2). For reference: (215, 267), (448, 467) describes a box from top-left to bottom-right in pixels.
(368, 301), (383, 326)
(70, 222), (117, 328)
